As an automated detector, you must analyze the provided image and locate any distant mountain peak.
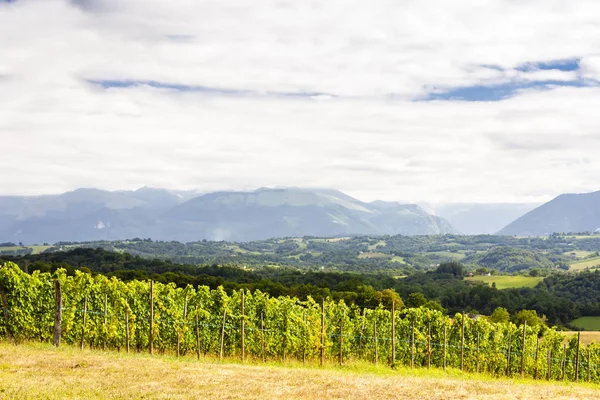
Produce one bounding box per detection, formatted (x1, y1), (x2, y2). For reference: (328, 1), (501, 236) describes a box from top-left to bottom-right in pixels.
(497, 190), (600, 236)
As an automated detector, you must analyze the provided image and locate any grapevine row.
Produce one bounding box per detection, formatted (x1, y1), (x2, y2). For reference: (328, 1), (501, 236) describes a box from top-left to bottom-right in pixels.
(0, 262), (598, 382)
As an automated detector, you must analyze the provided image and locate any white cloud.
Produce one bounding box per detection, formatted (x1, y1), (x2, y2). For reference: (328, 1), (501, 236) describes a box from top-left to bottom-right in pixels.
(2, 0), (600, 203)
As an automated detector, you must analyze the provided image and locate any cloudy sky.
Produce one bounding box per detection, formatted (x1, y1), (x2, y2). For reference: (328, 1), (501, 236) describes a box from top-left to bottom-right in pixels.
(2, 0), (600, 203)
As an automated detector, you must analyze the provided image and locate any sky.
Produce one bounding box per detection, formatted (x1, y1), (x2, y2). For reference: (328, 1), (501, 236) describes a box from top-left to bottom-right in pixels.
(2, 0), (600, 204)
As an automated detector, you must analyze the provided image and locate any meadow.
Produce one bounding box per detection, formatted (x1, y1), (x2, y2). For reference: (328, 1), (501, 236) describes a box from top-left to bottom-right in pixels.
(0, 342), (598, 400)
(464, 275), (544, 289)
(569, 256), (600, 272)
(570, 316), (600, 331)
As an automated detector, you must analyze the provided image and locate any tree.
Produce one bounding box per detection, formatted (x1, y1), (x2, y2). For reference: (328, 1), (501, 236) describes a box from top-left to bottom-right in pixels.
(529, 269), (540, 277)
(490, 307), (510, 323)
(374, 288), (404, 309)
(406, 292), (427, 308)
(424, 300), (446, 313)
(434, 262), (465, 278)
(513, 309), (545, 327)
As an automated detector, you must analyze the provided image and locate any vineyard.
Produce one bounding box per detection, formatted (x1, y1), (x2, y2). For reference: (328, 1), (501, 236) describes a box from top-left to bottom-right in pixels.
(0, 261), (599, 383)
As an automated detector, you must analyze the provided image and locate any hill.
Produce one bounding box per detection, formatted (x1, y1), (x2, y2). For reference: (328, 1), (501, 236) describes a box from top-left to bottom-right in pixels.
(462, 246), (557, 272)
(498, 190), (600, 236)
(0, 187), (454, 243)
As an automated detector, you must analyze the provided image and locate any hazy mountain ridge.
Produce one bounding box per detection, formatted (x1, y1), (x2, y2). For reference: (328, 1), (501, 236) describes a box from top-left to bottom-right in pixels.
(0, 187), (454, 243)
(498, 191), (600, 236)
(430, 203), (540, 234)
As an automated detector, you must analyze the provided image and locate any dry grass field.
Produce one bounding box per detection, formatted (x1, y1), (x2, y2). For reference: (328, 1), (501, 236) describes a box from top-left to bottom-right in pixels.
(563, 330), (600, 345)
(0, 342), (599, 399)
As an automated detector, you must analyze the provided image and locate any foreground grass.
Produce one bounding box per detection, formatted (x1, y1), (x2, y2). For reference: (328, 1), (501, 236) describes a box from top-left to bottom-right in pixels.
(465, 275), (543, 289)
(0, 342), (598, 399)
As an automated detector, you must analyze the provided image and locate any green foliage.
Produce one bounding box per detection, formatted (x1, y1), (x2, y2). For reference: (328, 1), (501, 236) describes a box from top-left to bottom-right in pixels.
(464, 247), (555, 273)
(0, 261), (598, 383)
(490, 307), (510, 324)
(405, 292), (427, 308)
(513, 310), (545, 328)
(434, 262), (465, 278)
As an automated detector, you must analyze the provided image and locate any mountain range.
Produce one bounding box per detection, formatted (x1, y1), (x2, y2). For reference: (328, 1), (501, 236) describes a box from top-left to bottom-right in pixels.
(498, 190), (600, 236)
(0, 187), (454, 243)
(1, 187), (598, 243)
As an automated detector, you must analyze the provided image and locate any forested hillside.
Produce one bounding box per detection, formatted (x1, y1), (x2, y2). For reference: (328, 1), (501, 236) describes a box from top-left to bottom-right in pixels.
(5, 233), (596, 274)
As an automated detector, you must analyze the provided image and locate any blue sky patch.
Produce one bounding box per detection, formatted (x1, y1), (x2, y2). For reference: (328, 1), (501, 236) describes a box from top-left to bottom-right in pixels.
(516, 58), (580, 72)
(424, 80), (590, 102)
(89, 80), (333, 99)
(422, 58), (592, 102)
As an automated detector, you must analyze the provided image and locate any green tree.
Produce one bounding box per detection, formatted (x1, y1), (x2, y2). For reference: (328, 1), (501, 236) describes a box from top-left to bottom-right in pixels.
(406, 292), (427, 308)
(423, 300), (446, 313)
(374, 288), (404, 309)
(490, 307), (510, 323)
(513, 309), (545, 327)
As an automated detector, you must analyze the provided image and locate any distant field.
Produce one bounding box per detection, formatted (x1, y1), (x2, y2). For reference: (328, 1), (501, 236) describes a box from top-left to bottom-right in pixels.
(564, 250), (596, 259)
(310, 237), (351, 243)
(427, 251), (466, 260)
(0, 246), (22, 252)
(1, 342), (598, 400)
(0, 245), (50, 254)
(570, 317), (600, 331)
(367, 240), (386, 251)
(357, 252), (389, 259)
(569, 256), (600, 271)
(465, 275), (543, 289)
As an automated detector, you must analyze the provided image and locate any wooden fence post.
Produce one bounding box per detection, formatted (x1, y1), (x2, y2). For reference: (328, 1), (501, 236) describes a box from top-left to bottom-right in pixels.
(103, 293), (108, 351)
(460, 312), (465, 372)
(443, 324), (447, 371)
(476, 331), (480, 374)
(320, 298), (325, 366)
(411, 319), (415, 368)
(339, 317), (343, 366)
(0, 290), (10, 341)
(391, 301), (395, 366)
(303, 311), (307, 364)
(53, 280), (62, 347)
(534, 339), (539, 379)
(374, 319), (378, 365)
(219, 309), (227, 361)
(241, 290), (245, 362)
(427, 320), (432, 370)
(80, 295), (88, 350)
(0, 290), (12, 339)
(125, 307), (130, 354)
(575, 332), (581, 382)
(520, 321), (527, 378)
(547, 348), (552, 381)
(181, 297), (187, 357)
(359, 308), (366, 357)
(282, 309), (287, 363)
(149, 281), (154, 355)
(506, 332), (512, 377)
(261, 312), (266, 363)
(195, 312), (200, 360)
(561, 344), (566, 381)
